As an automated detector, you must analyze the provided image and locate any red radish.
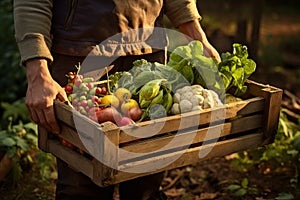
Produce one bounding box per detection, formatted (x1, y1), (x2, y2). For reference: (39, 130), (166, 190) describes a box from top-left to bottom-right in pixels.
(116, 117), (133, 126)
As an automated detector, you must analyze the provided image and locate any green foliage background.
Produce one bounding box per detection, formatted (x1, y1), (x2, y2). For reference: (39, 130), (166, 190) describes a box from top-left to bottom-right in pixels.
(0, 0), (27, 104)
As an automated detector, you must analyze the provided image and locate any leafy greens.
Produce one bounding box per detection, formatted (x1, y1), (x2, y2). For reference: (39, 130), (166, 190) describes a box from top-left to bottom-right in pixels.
(168, 41), (256, 97)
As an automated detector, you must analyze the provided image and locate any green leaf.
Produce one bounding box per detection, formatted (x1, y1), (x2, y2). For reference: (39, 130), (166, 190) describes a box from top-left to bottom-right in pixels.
(231, 67), (245, 87)
(233, 43), (248, 59)
(243, 59), (256, 78)
(234, 85), (247, 96)
(15, 137), (29, 151)
(189, 40), (204, 56)
(275, 192), (294, 200)
(291, 134), (300, 151)
(1, 98), (29, 121)
(6, 147), (18, 158)
(234, 188), (247, 196)
(180, 64), (194, 84)
(218, 43), (256, 96)
(0, 131), (9, 140)
(25, 133), (38, 145)
(1, 137), (16, 147)
(241, 178), (249, 188)
(227, 184), (241, 191)
(220, 71), (232, 89)
(23, 122), (38, 135)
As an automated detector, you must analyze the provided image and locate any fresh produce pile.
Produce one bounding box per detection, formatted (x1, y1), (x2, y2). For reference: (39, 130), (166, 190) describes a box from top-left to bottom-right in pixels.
(64, 69), (143, 127)
(62, 41), (256, 128)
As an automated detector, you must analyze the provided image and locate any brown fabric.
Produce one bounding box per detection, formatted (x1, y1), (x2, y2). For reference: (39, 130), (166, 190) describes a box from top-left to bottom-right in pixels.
(51, 0), (167, 57)
(14, 0), (201, 65)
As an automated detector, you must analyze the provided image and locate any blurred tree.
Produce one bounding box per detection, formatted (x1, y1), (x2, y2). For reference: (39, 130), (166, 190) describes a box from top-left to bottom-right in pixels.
(0, 0), (27, 104)
(197, 0), (263, 59)
(249, 0), (264, 61)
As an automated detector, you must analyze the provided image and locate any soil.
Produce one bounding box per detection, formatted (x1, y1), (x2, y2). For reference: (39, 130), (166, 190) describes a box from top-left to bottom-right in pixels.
(1, 1), (300, 200)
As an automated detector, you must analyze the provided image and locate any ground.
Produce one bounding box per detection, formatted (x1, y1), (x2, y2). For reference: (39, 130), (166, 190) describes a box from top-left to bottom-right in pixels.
(1, 1), (300, 200)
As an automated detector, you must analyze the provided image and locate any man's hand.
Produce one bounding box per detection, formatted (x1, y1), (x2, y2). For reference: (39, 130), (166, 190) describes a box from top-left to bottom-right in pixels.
(25, 59), (68, 134)
(178, 19), (221, 63)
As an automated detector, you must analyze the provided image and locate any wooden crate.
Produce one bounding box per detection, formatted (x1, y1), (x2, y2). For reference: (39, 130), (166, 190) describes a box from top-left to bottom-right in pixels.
(38, 80), (282, 187)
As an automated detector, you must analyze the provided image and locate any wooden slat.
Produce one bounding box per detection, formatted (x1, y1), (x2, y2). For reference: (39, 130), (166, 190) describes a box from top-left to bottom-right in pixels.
(47, 139), (94, 179)
(58, 124), (89, 153)
(119, 114), (263, 162)
(104, 133), (263, 186)
(119, 97), (265, 143)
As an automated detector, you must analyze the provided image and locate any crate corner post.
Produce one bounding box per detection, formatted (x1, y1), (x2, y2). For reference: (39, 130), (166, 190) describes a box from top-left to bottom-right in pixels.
(247, 80), (283, 144)
(92, 122), (120, 187)
(38, 126), (50, 153)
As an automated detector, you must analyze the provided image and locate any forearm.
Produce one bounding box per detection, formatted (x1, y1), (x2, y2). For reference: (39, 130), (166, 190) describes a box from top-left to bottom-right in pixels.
(165, 0), (201, 27)
(26, 58), (52, 84)
(14, 0), (53, 65)
(177, 19), (208, 43)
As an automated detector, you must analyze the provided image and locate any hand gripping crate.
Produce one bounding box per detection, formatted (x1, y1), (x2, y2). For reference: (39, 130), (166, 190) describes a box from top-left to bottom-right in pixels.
(38, 80), (282, 187)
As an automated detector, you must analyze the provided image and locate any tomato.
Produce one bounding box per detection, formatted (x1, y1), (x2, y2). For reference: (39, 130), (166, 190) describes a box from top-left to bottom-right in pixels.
(67, 72), (75, 81)
(95, 87), (102, 95)
(72, 98), (78, 106)
(78, 106), (87, 115)
(60, 138), (74, 149)
(128, 107), (143, 121)
(79, 95), (86, 101)
(91, 96), (99, 104)
(101, 86), (108, 95)
(101, 94), (120, 108)
(79, 83), (89, 92)
(96, 107), (121, 123)
(73, 75), (83, 87)
(87, 99), (94, 107)
(65, 83), (73, 94)
(80, 99), (88, 107)
(121, 99), (139, 115)
(86, 82), (93, 89)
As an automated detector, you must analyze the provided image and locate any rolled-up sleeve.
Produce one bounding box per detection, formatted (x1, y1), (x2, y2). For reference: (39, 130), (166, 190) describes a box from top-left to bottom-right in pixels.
(165, 0), (201, 27)
(14, 0), (53, 65)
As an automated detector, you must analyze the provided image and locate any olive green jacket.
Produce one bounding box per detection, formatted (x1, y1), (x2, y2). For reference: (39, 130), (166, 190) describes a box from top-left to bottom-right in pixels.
(14, 0), (201, 65)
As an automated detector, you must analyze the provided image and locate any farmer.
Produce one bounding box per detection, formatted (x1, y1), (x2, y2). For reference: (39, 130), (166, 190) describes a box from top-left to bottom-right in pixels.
(13, 0), (220, 199)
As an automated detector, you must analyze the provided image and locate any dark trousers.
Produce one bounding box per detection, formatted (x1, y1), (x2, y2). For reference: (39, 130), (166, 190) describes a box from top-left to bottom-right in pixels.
(49, 51), (166, 200)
